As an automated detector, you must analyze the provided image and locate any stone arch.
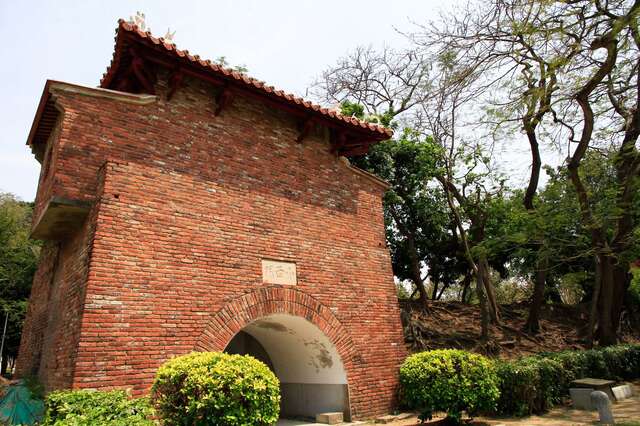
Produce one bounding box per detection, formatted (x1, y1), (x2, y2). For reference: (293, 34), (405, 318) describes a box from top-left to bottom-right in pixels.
(195, 286), (357, 373)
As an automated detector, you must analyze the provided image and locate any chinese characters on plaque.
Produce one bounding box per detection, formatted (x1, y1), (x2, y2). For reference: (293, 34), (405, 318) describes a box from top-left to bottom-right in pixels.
(261, 259), (297, 285)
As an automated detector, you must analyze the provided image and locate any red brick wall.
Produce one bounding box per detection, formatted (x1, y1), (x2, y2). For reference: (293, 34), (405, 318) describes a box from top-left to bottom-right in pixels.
(15, 243), (57, 377)
(18, 74), (407, 418)
(16, 200), (99, 390)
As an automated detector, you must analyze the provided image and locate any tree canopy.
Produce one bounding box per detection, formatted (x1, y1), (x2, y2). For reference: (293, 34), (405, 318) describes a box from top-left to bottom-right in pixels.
(317, 0), (640, 345)
(0, 193), (40, 374)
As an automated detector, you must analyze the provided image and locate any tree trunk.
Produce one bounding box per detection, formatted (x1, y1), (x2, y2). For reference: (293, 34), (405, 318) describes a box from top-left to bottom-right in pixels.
(597, 253), (617, 346)
(400, 220), (428, 305)
(611, 264), (630, 333)
(476, 269), (490, 340)
(588, 255), (602, 347)
(431, 281), (439, 300)
(479, 257), (500, 324)
(1, 355), (7, 377)
(390, 207), (429, 306)
(436, 283), (449, 300)
(524, 253), (548, 334)
(460, 273), (472, 303)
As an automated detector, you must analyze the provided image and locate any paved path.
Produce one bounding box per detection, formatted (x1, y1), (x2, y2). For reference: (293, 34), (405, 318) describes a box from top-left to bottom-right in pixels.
(346, 381), (640, 425)
(277, 419), (364, 426)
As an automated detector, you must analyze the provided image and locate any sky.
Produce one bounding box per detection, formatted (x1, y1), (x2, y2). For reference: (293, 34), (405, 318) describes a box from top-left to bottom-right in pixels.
(0, 0), (545, 201)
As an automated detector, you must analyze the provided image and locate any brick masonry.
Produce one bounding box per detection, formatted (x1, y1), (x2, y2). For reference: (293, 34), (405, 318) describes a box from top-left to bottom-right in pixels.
(16, 71), (407, 418)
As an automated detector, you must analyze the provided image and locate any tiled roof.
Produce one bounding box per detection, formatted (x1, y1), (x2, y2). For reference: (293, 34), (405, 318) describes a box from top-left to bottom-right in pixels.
(100, 19), (393, 141)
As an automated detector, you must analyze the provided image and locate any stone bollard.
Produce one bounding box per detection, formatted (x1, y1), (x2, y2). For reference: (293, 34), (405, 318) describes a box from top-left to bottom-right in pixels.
(590, 390), (614, 425)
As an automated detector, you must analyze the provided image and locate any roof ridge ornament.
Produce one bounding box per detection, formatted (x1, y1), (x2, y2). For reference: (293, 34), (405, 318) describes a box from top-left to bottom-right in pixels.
(163, 28), (176, 43)
(128, 11), (149, 33)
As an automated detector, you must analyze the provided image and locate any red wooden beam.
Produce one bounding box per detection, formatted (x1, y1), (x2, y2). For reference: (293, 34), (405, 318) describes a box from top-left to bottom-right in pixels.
(127, 47), (157, 94)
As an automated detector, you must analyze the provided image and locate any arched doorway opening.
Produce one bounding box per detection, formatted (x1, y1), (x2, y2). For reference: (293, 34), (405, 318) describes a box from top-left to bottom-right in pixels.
(224, 313), (350, 420)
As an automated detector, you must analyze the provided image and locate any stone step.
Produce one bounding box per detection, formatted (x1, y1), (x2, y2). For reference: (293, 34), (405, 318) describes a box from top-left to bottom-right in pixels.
(315, 412), (344, 425)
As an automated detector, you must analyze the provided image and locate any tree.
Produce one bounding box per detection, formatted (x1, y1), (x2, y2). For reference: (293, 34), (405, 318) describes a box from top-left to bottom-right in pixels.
(414, 0), (640, 344)
(340, 103), (466, 305)
(318, 42), (506, 340)
(0, 193), (40, 375)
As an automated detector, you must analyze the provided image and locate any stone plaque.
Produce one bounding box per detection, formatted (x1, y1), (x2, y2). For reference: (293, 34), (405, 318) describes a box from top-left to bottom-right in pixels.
(262, 259), (297, 285)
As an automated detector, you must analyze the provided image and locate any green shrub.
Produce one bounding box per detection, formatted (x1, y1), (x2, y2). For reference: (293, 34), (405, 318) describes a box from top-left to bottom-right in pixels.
(494, 360), (537, 416)
(600, 344), (640, 380)
(495, 357), (564, 416)
(151, 352), (280, 426)
(43, 389), (153, 426)
(542, 350), (588, 389)
(496, 344), (640, 416)
(629, 267), (640, 306)
(399, 349), (499, 424)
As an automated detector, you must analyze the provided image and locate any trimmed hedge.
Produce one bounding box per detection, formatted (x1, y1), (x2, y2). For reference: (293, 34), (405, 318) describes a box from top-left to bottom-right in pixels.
(494, 356), (564, 415)
(399, 349), (500, 424)
(43, 389), (153, 426)
(496, 344), (640, 416)
(401, 344), (640, 419)
(151, 351), (280, 426)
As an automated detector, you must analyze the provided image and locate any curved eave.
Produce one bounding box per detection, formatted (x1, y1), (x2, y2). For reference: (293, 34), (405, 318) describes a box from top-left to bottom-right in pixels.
(100, 20), (392, 154)
(26, 81), (58, 162)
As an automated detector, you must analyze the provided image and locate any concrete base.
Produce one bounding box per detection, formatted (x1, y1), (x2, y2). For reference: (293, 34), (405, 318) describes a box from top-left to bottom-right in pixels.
(281, 383), (349, 420)
(612, 384), (634, 401)
(571, 378), (615, 401)
(570, 388), (597, 410)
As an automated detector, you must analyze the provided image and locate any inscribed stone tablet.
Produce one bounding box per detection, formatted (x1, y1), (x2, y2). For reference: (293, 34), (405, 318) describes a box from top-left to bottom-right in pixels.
(262, 259), (297, 285)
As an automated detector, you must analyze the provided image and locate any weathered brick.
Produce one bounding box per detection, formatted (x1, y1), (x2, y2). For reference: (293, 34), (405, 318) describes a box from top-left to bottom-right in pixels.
(16, 70), (407, 419)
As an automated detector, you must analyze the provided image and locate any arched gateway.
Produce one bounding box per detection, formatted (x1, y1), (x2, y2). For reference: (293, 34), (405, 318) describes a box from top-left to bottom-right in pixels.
(15, 20), (408, 421)
(196, 287), (354, 418)
(197, 287), (355, 419)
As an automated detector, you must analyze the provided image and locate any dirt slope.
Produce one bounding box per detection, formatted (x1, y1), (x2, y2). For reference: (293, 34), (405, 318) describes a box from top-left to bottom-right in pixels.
(400, 300), (640, 358)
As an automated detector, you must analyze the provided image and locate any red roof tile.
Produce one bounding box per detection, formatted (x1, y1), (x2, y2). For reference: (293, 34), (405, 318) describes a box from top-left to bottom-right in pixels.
(100, 20), (393, 143)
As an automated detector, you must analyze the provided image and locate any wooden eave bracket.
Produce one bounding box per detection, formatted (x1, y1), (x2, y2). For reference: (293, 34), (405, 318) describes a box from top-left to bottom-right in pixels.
(214, 85), (234, 116)
(167, 68), (184, 100)
(130, 52), (156, 94)
(330, 131), (348, 155)
(296, 117), (315, 143)
(114, 48), (157, 94)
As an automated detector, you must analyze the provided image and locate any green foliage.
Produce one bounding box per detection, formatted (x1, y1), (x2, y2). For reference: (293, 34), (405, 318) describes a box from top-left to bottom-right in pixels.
(346, 126), (468, 299)
(498, 152), (640, 306)
(151, 352), (280, 426)
(399, 349), (499, 423)
(495, 344), (640, 416)
(630, 267), (640, 306)
(0, 193), (40, 370)
(23, 374), (45, 400)
(43, 389), (153, 426)
(495, 357), (564, 416)
(401, 345), (640, 419)
(215, 56), (248, 74)
(493, 359), (539, 416)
